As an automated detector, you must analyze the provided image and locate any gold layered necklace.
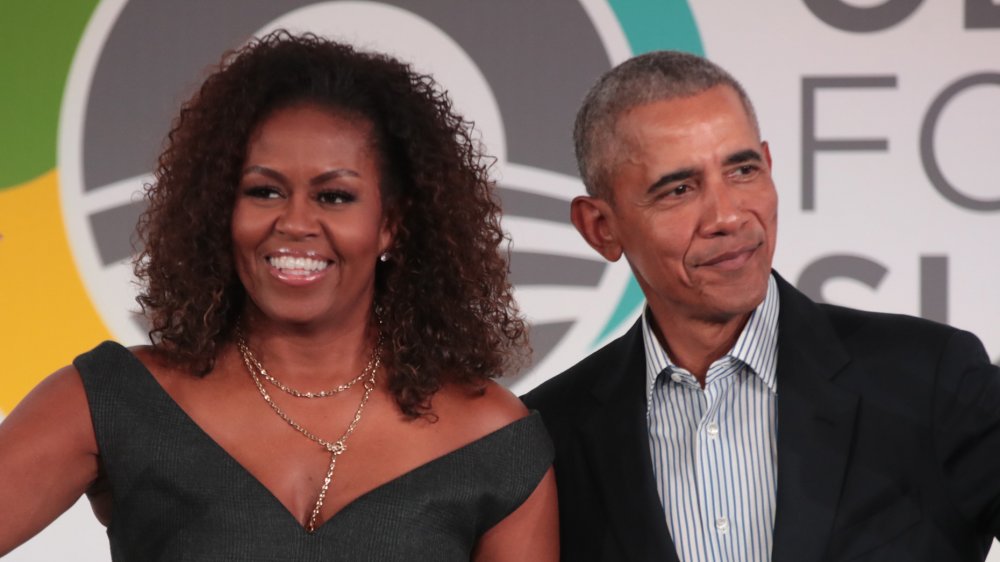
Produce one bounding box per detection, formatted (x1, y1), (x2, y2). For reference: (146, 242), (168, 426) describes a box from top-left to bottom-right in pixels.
(235, 329), (381, 533)
(241, 338), (376, 398)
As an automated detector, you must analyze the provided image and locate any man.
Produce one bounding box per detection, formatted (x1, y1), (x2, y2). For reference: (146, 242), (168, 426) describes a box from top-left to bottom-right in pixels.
(522, 51), (1000, 562)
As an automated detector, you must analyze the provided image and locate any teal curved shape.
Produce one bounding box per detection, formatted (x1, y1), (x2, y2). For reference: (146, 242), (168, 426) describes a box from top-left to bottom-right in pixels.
(610, 0), (704, 56)
(592, 1), (703, 346)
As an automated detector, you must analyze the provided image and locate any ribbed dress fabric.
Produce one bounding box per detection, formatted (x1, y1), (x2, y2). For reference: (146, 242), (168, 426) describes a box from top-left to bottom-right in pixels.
(75, 341), (553, 561)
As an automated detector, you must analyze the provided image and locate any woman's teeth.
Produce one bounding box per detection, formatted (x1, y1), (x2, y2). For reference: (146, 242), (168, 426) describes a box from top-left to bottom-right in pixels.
(268, 255), (329, 273)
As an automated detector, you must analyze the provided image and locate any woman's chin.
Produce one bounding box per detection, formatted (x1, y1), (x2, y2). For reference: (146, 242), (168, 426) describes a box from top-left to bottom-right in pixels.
(251, 302), (370, 331)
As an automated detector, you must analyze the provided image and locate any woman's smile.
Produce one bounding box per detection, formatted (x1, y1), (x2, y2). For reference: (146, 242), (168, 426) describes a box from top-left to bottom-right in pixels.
(266, 251), (333, 284)
(231, 103), (393, 328)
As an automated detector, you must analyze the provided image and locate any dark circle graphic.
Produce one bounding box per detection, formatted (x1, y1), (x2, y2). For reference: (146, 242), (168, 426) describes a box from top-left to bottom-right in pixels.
(73, 0), (615, 372)
(803, 0), (924, 33)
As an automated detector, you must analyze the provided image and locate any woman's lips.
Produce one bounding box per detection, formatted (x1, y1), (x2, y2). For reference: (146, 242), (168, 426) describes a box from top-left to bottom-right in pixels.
(266, 253), (332, 285)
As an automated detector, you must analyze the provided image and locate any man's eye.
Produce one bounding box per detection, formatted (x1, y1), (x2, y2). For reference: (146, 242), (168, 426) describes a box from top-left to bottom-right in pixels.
(668, 184), (692, 197)
(732, 165), (759, 178)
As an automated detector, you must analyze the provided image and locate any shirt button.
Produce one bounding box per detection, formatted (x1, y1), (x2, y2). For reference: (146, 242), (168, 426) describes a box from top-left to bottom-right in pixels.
(716, 517), (729, 534)
(670, 372), (684, 383)
(706, 422), (720, 438)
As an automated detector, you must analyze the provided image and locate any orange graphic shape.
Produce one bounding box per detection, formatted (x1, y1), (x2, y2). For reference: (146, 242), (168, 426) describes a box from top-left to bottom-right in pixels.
(0, 170), (113, 414)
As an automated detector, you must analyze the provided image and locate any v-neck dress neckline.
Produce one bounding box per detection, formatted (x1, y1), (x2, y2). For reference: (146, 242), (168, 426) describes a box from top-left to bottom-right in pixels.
(75, 341), (553, 561)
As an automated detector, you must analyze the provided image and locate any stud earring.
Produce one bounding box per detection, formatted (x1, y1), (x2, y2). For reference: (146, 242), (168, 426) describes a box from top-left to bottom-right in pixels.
(379, 252), (390, 263)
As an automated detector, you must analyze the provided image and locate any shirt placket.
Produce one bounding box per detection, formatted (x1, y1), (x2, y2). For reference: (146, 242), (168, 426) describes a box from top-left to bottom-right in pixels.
(658, 368), (710, 562)
(697, 363), (736, 562)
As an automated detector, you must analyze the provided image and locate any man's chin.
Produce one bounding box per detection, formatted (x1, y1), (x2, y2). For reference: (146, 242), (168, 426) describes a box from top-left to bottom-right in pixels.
(702, 285), (769, 323)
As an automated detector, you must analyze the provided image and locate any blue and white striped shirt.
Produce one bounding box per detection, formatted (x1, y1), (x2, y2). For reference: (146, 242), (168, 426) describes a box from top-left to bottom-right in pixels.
(643, 274), (779, 562)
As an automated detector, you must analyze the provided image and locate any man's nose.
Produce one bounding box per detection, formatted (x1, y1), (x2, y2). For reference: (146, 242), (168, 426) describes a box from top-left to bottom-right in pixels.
(699, 178), (745, 236)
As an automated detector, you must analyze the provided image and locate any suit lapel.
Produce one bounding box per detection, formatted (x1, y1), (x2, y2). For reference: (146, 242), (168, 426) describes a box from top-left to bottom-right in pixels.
(580, 320), (679, 562)
(771, 274), (859, 562)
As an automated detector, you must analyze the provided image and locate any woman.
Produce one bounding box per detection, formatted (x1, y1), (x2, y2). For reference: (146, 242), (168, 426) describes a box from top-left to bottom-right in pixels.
(0, 32), (557, 560)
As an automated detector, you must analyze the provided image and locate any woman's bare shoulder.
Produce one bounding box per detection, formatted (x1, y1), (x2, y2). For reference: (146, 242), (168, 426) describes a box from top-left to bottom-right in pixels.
(14, 363), (92, 420)
(0, 363), (103, 553)
(431, 380), (529, 439)
(127, 344), (198, 387)
(0, 361), (100, 473)
(129, 344), (165, 370)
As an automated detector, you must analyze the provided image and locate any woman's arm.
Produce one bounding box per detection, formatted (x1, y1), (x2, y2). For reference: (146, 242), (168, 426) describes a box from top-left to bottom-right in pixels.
(0, 366), (101, 555)
(473, 467), (559, 562)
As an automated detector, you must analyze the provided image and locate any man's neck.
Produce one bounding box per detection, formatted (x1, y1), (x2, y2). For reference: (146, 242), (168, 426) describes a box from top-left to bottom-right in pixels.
(648, 309), (752, 387)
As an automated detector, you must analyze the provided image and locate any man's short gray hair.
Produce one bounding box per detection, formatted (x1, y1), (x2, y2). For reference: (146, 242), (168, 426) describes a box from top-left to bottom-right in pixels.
(573, 50), (758, 198)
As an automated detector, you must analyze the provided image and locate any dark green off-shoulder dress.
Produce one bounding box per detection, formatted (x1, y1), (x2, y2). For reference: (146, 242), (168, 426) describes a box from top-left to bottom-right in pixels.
(75, 341), (553, 561)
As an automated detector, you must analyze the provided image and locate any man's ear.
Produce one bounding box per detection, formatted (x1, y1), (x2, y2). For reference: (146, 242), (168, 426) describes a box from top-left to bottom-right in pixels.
(570, 195), (623, 262)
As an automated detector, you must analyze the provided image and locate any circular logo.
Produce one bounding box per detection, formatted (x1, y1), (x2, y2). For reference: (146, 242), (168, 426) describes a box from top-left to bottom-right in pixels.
(59, 0), (702, 393)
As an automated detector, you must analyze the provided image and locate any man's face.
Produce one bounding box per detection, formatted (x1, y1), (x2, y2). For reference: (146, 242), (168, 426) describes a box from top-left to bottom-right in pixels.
(575, 85), (778, 327)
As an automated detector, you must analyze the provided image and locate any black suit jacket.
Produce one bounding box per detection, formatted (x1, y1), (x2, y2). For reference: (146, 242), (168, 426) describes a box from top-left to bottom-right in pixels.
(523, 273), (1000, 562)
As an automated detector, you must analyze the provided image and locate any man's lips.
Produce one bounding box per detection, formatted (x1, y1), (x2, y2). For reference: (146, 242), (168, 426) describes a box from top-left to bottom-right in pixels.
(695, 242), (762, 269)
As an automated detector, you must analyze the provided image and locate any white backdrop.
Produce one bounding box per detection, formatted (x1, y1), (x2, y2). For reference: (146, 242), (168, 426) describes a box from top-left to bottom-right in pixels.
(6, 0), (1000, 559)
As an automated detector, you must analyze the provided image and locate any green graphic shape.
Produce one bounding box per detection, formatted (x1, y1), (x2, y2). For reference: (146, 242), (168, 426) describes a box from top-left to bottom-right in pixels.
(610, 0), (704, 56)
(593, 1), (703, 346)
(0, 0), (100, 190)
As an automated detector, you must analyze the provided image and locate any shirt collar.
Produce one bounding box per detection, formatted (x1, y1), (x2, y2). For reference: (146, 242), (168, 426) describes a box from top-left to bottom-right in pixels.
(642, 274), (780, 403)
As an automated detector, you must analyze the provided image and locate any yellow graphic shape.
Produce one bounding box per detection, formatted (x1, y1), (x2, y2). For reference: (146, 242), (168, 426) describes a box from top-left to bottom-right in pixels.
(0, 170), (113, 414)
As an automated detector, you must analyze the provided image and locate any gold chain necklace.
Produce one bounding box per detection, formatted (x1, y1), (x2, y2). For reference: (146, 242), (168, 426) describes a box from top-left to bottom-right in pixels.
(235, 331), (380, 533)
(239, 336), (376, 398)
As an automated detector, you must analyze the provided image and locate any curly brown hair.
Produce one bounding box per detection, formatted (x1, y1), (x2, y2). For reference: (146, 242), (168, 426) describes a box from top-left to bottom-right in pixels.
(136, 31), (527, 417)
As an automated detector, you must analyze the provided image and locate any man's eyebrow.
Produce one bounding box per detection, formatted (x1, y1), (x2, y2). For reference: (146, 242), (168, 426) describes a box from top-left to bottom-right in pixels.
(644, 149), (763, 194)
(724, 149), (763, 166)
(647, 168), (696, 194)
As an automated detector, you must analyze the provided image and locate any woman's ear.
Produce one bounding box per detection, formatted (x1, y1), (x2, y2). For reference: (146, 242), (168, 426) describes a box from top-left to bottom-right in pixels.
(378, 206), (398, 258)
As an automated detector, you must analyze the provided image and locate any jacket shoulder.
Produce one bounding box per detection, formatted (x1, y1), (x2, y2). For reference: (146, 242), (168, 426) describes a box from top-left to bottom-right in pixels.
(816, 303), (998, 389)
(522, 323), (639, 416)
(820, 303), (964, 353)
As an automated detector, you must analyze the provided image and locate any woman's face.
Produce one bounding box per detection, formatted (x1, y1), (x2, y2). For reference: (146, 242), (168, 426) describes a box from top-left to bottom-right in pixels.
(232, 103), (393, 331)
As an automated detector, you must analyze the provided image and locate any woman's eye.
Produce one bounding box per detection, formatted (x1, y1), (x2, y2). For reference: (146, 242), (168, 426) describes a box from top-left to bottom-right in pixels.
(318, 190), (355, 205)
(243, 186), (281, 199)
